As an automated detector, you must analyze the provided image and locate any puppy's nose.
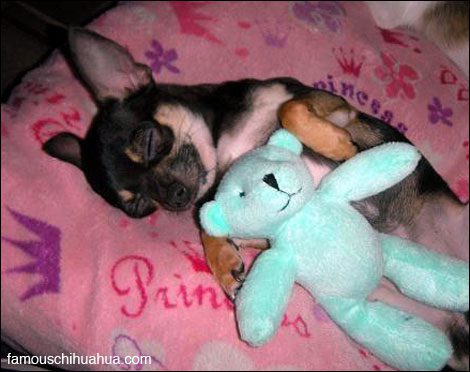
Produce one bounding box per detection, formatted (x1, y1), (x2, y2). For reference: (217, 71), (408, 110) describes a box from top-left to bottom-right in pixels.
(263, 173), (280, 190)
(168, 182), (191, 209)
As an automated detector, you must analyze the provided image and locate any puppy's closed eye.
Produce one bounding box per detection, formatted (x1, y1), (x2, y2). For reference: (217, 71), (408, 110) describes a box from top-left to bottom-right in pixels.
(127, 122), (174, 166)
(125, 147), (143, 164)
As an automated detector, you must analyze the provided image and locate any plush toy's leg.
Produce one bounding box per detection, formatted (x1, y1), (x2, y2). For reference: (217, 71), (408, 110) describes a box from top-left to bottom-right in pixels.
(235, 248), (296, 347)
(320, 297), (452, 371)
(380, 233), (469, 312)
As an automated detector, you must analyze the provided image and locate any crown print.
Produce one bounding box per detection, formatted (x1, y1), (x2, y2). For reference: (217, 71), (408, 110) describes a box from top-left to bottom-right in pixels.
(257, 18), (291, 48)
(3, 207), (61, 301)
(333, 47), (365, 77)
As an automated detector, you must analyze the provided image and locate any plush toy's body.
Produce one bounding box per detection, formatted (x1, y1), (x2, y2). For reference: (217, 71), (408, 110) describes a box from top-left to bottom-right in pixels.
(200, 130), (469, 371)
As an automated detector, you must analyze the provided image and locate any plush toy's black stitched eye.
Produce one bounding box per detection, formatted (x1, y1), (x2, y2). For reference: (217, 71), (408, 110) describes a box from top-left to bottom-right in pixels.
(239, 191), (246, 198)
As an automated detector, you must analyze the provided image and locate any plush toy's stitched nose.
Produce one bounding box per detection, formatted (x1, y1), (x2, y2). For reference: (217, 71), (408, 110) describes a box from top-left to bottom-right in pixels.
(263, 173), (280, 190)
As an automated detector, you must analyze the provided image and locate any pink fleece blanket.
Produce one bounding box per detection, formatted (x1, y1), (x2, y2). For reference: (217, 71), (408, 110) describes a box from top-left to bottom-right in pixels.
(1, 2), (468, 371)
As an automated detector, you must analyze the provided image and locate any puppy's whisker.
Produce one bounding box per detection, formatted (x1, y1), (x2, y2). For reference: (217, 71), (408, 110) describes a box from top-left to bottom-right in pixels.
(187, 168), (212, 182)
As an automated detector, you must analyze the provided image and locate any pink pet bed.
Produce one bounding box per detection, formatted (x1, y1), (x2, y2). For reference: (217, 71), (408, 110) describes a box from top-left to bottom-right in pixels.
(2, 2), (468, 370)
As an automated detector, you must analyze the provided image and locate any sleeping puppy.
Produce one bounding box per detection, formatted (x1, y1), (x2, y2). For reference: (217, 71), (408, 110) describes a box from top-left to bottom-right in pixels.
(44, 28), (468, 369)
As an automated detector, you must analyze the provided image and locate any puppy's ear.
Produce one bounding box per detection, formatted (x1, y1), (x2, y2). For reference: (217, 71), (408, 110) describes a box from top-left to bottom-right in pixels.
(68, 27), (152, 101)
(43, 132), (83, 169)
(200, 201), (232, 237)
(268, 129), (302, 155)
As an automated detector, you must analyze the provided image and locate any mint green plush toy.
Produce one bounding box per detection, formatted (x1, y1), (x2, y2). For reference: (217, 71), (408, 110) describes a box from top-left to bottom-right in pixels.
(200, 129), (469, 371)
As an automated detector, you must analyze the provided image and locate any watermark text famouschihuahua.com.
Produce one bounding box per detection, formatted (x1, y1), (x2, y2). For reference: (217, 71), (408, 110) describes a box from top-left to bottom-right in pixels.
(5, 352), (152, 368)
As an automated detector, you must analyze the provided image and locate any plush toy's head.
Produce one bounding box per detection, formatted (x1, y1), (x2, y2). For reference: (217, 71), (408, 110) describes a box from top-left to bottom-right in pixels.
(201, 130), (315, 238)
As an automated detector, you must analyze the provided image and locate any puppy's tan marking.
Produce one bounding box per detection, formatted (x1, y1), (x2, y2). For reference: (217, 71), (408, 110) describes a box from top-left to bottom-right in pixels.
(118, 189), (135, 202)
(279, 98), (357, 161)
(125, 147), (143, 163)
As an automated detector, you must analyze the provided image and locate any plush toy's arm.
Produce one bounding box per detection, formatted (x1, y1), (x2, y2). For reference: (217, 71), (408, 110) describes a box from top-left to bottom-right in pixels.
(318, 143), (421, 202)
(236, 246), (296, 347)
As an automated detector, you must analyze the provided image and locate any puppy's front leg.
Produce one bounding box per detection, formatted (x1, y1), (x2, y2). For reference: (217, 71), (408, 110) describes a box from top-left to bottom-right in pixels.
(201, 232), (245, 300)
(201, 232), (268, 300)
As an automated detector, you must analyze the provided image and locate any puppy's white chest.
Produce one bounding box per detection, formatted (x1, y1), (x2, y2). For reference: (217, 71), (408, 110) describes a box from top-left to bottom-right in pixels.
(216, 84), (293, 169)
(302, 157), (332, 188)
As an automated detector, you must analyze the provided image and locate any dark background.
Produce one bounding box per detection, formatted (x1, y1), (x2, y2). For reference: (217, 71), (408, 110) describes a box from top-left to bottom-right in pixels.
(1, 1), (117, 100)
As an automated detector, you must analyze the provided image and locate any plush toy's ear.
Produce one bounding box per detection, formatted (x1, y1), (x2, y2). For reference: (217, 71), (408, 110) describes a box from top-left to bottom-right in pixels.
(200, 201), (232, 237)
(267, 129), (302, 155)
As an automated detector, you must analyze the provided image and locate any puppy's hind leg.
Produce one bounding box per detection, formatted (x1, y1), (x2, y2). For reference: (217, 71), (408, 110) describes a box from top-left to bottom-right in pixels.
(279, 91), (358, 161)
(279, 90), (413, 162)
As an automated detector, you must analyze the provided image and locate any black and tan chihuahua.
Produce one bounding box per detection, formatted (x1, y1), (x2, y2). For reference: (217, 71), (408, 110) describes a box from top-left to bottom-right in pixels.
(43, 28), (468, 369)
